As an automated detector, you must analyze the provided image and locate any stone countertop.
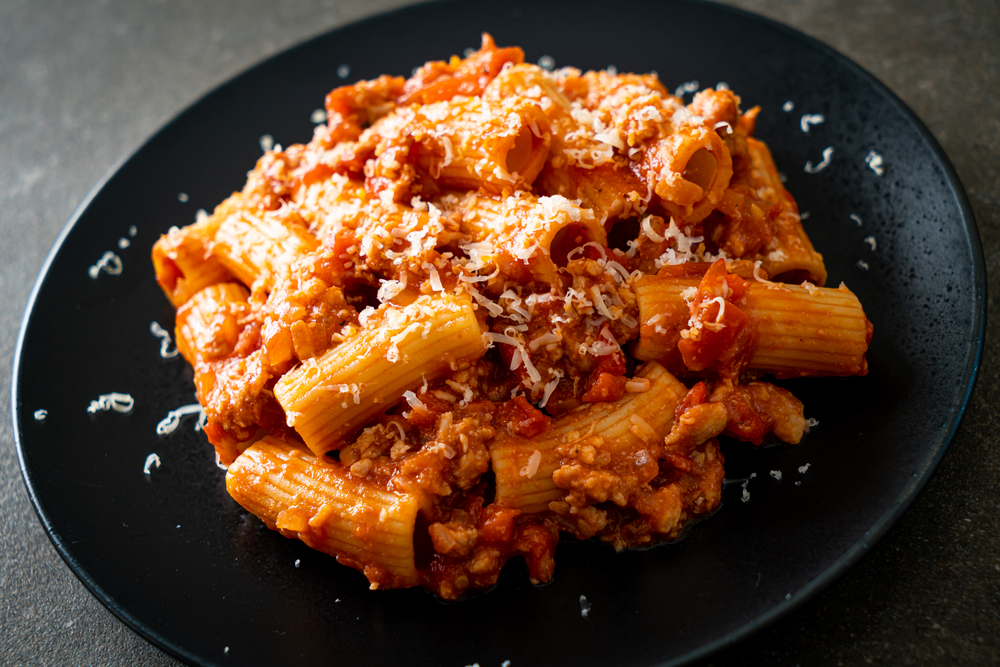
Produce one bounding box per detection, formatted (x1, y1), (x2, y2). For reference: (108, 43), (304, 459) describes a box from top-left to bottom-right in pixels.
(1, 1), (996, 665)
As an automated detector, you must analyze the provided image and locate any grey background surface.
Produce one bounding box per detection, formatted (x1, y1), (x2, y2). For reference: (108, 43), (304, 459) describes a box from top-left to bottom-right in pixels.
(1, 0), (997, 665)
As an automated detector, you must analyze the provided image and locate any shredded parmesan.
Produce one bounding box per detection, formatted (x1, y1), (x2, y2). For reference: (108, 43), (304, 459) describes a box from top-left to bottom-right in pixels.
(628, 413), (657, 442)
(33, 409), (47, 421)
(149, 321), (179, 358)
(143, 453), (161, 475)
(156, 404), (206, 435)
(864, 150), (885, 176)
(798, 463), (812, 474)
(520, 450), (542, 478)
(590, 286), (615, 320)
(641, 215), (665, 243)
(625, 378), (651, 393)
(87, 392), (134, 414)
(799, 114), (825, 133)
(88, 251), (123, 279)
(804, 147), (834, 174)
(402, 390), (427, 413)
(674, 80), (699, 98)
(538, 370), (564, 409)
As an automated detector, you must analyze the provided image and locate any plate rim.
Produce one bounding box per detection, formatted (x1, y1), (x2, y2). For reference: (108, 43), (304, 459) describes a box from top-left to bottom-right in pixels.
(11, 1), (988, 665)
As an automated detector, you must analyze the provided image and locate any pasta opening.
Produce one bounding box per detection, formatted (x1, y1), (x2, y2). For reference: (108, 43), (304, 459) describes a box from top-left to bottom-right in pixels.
(504, 125), (535, 176)
(683, 149), (718, 191)
(550, 224), (594, 268)
(154, 254), (183, 293)
(413, 512), (434, 570)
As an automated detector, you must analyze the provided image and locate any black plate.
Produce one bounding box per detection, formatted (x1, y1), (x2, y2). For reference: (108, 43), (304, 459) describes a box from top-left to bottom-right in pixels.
(13, 1), (985, 665)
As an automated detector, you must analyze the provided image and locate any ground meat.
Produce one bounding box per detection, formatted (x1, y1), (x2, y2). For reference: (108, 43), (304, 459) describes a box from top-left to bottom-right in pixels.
(393, 402), (496, 496)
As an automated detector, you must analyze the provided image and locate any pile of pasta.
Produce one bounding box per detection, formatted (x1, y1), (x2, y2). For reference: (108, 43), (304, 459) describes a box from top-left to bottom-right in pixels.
(153, 36), (872, 600)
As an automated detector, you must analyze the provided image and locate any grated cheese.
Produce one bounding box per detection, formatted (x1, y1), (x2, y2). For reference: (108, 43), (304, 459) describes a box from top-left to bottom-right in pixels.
(88, 251), (123, 279)
(674, 80), (699, 98)
(850, 213), (863, 226)
(804, 147), (834, 174)
(34, 409), (47, 421)
(520, 450), (542, 478)
(590, 285), (615, 320)
(402, 390), (427, 412)
(641, 215), (665, 243)
(149, 321), (179, 358)
(864, 150), (885, 176)
(143, 453), (161, 475)
(87, 392), (134, 414)
(538, 369), (563, 409)
(799, 114), (825, 133)
(798, 463), (812, 474)
(156, 404), (206, 435)
(625, 378), (650, 393)
(863, 236), (877, 251)
(628, 413), (657, 442)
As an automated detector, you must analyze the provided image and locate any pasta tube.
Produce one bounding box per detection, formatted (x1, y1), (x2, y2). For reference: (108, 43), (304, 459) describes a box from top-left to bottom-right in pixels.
(152, 208), (235, 308)
(634, 274), (871, 377)
(274, 293), (489, 455)
(745, 138), (827, 285)
(491, 362), (687, 513)
(227, 436), (432, 589)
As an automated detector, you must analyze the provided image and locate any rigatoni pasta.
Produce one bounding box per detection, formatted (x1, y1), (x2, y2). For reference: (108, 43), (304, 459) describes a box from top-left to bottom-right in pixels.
(152, 35), (871, 600)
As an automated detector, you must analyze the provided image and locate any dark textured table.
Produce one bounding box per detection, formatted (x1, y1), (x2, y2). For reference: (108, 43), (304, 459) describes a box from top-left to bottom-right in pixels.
(2, 1), (997, 665)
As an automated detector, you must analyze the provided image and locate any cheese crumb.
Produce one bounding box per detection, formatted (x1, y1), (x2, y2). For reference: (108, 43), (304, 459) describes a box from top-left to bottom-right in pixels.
(864, 150), (885, 176)
(33, 409), (47, 421)
(156, 404), (206, 435)
(804, 147), (834, 174)
(770, 470), (783, 481)
(520, 450), (542, 478)
(87, 392), (134, 414)
(782, 100), (795, 112)
(143, 453), (161, 475)
(88, 251), (123, 279)
(579, 595), (591, 617)
(799, 114), (825, 133)
(798, 463), (812, 474)
(150, 321), (179, 358)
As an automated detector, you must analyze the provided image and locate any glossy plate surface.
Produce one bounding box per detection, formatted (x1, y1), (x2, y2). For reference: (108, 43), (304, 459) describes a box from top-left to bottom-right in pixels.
(13, 1), (985, 665)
